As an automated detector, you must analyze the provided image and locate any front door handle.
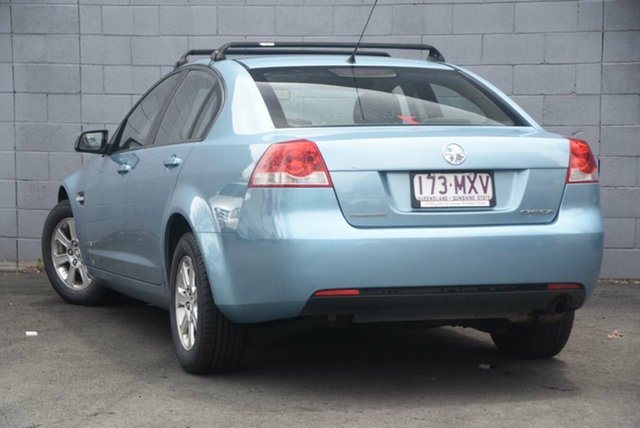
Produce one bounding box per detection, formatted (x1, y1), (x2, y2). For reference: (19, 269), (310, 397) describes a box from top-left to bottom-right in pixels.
(163, 155), (182, 168)
(117, 163), (132, 175)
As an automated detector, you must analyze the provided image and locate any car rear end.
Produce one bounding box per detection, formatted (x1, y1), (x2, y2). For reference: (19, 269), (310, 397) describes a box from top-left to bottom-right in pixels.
(210, 56), (603, 326)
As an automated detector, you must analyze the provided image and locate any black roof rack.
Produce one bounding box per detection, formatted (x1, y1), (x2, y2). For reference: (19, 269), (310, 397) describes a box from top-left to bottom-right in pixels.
(174, 42), (445, 68)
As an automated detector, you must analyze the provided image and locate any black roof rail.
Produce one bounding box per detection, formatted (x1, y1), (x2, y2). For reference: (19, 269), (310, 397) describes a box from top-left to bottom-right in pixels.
(174, 49), (215, 68)
(211, 42), (445, 62)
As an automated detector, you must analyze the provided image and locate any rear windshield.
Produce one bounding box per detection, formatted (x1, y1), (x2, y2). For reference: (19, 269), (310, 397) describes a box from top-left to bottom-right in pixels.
(249, 66), (524, 128)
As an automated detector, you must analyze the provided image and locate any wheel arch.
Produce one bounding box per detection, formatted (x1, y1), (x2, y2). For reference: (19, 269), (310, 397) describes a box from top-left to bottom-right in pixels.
(58, 186), (69, 202)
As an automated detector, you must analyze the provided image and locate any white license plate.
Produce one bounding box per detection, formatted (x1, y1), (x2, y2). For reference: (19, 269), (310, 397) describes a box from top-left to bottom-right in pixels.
(411, 172), (495, 208)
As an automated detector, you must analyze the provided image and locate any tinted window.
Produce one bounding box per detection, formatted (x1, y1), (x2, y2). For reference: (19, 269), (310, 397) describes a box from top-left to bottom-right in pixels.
(250, 67), (523, 128)
(154, 70), (221, 146)
(116, 73), (181, 151)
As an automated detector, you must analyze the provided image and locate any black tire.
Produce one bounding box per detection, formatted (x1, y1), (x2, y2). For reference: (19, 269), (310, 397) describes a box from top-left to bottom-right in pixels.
(491, 310), (575, 359)
(42, 199), (113, 305)
(169, 232), (246, 374)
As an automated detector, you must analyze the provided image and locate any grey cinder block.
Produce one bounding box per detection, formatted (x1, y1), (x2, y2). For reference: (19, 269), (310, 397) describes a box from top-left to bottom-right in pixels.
(48, 95), (81, 124)
(514, 65), (575, 95)
(483, 34), (544, 65)
(81, 94), (132, 124)
(0, 152), (15, 180)
(333, 5), (392, 36)
(0, 238), (17, 266)
(454, 3), (513, 34)
(0, 35), (12, 63)
(16, 180), (59, 210)
(603, 218), (636, 250)
(0, 209), (16, 238)
(17, 238), (41, 266)
(218, 6), (276, 36)
(392, 4), (452, 36)
(603, 63), (640, 94)
(15, 123), (80, 152)
(0, 93), (14, 122)
(576, 63), (602, 94)
(80, 5), (102, 35)
(17, 209), (49, 239)
(601, 94), (640, 126)
(601, 249), (640, 278)
(601, 188), (640, 217)
(0, 180), (16, 209)
(600, 156), (638, 187)
(160, 6), (218, 36)
(81, 35), (132, 65)
(132, 36), (188, 65)
(0, 122), (14, 151)
(0, 64), (12, 93)
(276, 6), (333, 36)
(545, 32), (602, 64)
(543, 95), (600, 126)
(12, 5), (79, 34)
(515, 1), (578, 33)
(13, 35), (80, 64)
(81, 65), (104, 94)
(601, 126), (640, 156)
(603, 31), (640, 62)
(16, 152), (49, 180)
(15, 94), (47, 123)
(133, 7), (160, 36)
(103, 6), (134, 36)
(604, 0), (640, 31)
(14, 64), (80, 94)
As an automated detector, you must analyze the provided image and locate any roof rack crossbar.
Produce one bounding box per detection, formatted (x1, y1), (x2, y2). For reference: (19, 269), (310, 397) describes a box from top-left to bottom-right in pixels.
(210, 42), (445, 63)
(174, 49), (215, 68)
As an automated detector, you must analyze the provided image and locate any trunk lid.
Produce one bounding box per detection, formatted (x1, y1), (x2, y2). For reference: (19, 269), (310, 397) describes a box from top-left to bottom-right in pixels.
(275, 126), (569, 228)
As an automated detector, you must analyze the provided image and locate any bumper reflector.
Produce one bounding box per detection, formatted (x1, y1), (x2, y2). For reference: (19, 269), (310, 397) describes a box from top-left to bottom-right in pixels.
(547, 283), (582, 290)
(313, 289), (360, 297)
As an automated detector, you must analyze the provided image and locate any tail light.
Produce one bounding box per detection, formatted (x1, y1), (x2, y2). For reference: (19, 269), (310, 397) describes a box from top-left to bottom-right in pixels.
(249, 139), (332, 188)
(566, 138), (598, 183)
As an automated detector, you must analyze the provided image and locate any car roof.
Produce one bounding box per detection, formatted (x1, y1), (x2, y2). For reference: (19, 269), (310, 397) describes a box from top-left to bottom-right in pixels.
(230, 55), (455, 70)
(186, 55), (454, 71)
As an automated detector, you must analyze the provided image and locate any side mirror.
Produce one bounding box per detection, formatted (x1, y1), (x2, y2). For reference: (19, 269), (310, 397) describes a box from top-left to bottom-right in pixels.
(75, 130), (108, 154)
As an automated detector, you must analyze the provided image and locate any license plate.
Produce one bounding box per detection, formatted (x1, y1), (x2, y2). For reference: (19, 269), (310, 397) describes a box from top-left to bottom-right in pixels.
(411, 171), (495, 208)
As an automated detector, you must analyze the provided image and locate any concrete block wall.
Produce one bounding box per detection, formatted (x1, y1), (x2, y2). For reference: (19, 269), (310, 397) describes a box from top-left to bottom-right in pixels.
(0, 0), (638, 277)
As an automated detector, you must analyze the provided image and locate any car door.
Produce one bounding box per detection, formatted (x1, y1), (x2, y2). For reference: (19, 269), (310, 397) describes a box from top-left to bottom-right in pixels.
(80, 72), (183, 277)
(124, 67), (224, 284)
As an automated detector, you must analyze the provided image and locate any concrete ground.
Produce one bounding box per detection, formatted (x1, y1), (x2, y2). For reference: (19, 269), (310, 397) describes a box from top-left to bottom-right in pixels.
(0, 273), (638, 428)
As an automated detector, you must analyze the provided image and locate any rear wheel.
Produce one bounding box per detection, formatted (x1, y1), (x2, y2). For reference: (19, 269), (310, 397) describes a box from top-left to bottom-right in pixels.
(491, 311), (575, 358)
(42, 199), (113, 305)
(169, 232), (245, 374)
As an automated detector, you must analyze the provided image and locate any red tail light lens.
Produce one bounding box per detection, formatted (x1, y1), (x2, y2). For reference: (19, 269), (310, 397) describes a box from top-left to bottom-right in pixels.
(566, 138), (598, 183)
(249, 139), (332, 188)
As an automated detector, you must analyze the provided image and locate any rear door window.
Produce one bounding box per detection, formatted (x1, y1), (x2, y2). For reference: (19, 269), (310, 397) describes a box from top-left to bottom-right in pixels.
(154, 69), (222, 146)
(249, 66), (524, 128)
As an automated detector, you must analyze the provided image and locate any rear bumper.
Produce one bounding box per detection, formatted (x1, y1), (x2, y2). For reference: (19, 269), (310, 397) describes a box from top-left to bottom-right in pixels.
(199, 185), (602, 324)
(301, 285), (585, 322)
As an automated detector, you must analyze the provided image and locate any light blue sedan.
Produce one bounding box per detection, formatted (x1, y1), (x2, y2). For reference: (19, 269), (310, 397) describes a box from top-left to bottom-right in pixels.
(41, 42), (603, 374)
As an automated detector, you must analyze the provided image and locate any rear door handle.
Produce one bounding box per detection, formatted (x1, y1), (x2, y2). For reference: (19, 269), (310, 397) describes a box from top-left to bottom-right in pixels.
(117, 163), (132, 175)
(163, 155), (182, 168)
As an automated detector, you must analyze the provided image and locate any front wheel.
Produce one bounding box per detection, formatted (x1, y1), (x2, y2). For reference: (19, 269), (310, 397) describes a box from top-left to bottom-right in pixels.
(491, 310), (575, 359)
(169, 232), (246, 374)
(42, 199), (113, 305)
